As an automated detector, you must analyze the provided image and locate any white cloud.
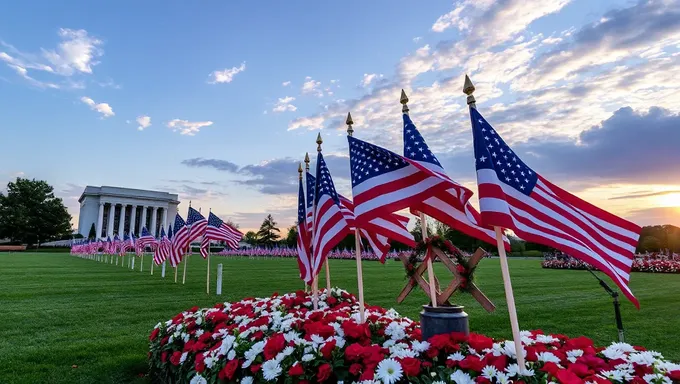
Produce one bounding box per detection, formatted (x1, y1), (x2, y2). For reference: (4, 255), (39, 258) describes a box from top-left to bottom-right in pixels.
(208, 62), (246, 84)
(361, 73), (384, 87)
(302, 76), (322, 96)
(413, 37), (422, 43)
(287, 115), (325, 131)
(136, 115), (151, 131)
(80, 96), (114, 118)
(42, 28), (103, 75)
(282, 81), (291, 86)
(167, 119), (213, 136)
(272, 96), (297, 113)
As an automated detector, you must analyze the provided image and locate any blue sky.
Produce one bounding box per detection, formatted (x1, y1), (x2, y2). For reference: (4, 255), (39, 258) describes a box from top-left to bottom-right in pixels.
(2, 0), (680, 232)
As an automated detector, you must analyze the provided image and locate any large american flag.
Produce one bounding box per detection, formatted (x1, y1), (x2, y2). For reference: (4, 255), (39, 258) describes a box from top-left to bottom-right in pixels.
(311, 152), (351, 278)
(186, 207), (208, 245)
(170, 214), (188, 267)
(154, 227), (169, 265)
(305, 171), (315, 234)
(403, 113), (509, 250)
(470, 107), (641, 307)
(200, 212), (243, 258)
(297, 177), (313, 283)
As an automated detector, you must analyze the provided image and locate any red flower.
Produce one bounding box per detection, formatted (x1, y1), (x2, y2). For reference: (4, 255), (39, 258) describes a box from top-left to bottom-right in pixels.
(459, 355), (485, 372)
(468, 333), (493, 351)
(305, 322), (336, 339)
(169, 351), (182, 366)
(316, 363), (332, 382)
(288, 363), (304, 376)
(565, 336), (594, 350)
(567, 363), (591, 378)
(399, 357), (421, 377)
(359, 369), (375, 381)
(149, 328), (160, 341)
(633, 363), (653, 377)
(264, 333), (286, 360)
(250, 363), (261, 373)
(345, 343), (364, 362)
(320, 339), (336, 359)
(556, 369), (584, 384)
(194, 354), (206, 373)
(218, 359), (239, 381)
(541, 362), (560, 377)
(342, 320), (371, 340)
(349, 363), (362, 375)
(669, 370), (680, 381)
(160, 352), (167, 363)
(429, 334), (452, 350)
(327, 297), (338, 306)
(476, 377), (491, 384)
(426, 347), (440, 359)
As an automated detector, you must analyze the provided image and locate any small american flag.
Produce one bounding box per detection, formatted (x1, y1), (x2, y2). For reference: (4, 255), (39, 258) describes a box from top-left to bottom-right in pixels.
(170, 214), (188, 267)
(200, 212), (243, 258)
(297, 177), (313, 283)
(470, 107), (641, 307)
(186, 207), (208, 245)
(154, 227), (169, 265)
(403, 113), (509, 250)
(311, 152), (350, 278)
(138, 227), (157, 252)
(305, 171), (315, 234)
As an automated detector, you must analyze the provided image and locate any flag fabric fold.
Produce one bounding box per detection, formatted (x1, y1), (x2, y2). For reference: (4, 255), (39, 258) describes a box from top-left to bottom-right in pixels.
(170, 214), (188, 267)
(469, 107), (641, 307)
(297, 177), (313, 283)
(200, 212), (244, 259)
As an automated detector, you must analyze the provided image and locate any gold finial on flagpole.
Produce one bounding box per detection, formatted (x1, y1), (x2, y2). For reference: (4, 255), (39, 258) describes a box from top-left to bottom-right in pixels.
(304, 152), (310, 171)
(298, 162), (303, 180)
(400, 89), (409, 115)
(463, 74), (476, 109)
(346, 112), (354, 137)
(316, 132), (323, 153)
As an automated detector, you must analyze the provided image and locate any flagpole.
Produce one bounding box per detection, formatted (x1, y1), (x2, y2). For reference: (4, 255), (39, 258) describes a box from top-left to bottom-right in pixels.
(150, 251), (154, 275)
(207, 241), (211, 295)
(140, 252), (144, 272)
(306, 150), (319, 310)
(174, 266), (178, 283)
(401, 91), (438, 308)
(464, 75), (526, 371)
(183, 253), (189, 284)
(316, 134), (332, 294)
(346, 112), (366, 323)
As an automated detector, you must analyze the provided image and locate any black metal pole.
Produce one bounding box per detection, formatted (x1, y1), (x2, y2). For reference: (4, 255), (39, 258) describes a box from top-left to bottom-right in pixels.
(586, 267), (625, 342)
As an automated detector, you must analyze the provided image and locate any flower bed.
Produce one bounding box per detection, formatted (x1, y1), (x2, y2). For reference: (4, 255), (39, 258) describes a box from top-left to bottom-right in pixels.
(148, 289), (679, 384)
(542, 258), (680, 274)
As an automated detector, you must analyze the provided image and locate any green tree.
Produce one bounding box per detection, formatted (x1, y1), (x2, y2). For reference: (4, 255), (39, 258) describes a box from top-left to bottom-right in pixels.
(88, 223), (97, 239)
(256, 214), (280, 245)
(0, 178), (72, 246)
(243, 231), (258, 245)
(639, 236), (662, 253)
(285, 225), (297, 247)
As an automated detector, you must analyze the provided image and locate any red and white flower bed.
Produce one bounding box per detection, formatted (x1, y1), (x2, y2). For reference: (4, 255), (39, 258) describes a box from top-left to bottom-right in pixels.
(148, 289), (679, 384)
(543, 258), (680, 274)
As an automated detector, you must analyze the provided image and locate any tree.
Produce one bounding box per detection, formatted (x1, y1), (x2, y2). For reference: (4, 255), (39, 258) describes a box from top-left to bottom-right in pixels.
(0, 178), (72, 246)
(243, 231), (258, 245)
(285, 226), (297, 247)
(225, 219), (240, 229)
(88, 223), (97, 239)
(256, 214), (280, 245)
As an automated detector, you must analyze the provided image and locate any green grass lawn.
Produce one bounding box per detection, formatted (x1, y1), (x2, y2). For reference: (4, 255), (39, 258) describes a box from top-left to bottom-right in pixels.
(0, 253), (678, 383)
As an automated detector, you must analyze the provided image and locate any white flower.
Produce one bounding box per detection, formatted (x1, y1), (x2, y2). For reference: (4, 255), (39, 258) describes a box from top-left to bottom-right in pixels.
(495, 372), (511, 384)
(505, 364), (520, 378)
(195, 329), (204, 338)
(448, 352), (465, 361)
(385, 322), (406, 340)
(535, 334), (558, 344)
(644, 373), (672, 384)
(600, 370), (627, 381)
(241, 377), (254, 384)
(410, 340), (430, 354)
(537, 351), (562, 364)
(481, 365), (498, 379)
(179, 352), (188, 364)
(628, 351), (660, 366)
(195, 317), (203, 325)
(302, 353), (315, 362)
(204, 356), (215, 369)
(262, 360), (282, 381)
(375, 358), (403, 384)
(189, 374), (207, 384)
(227, 349), (236, 360)
(567, 349), (584, 363)
(450, 370), (475, 384)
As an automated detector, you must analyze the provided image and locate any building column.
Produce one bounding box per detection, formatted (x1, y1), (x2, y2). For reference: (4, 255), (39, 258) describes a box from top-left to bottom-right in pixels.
(118, 204), (127, 237)
(107, 203), (116, 238)
(151, 207), (158, 236)
(129, 205), (137, 236)
(161, 207), (168, 234)
(140, 206), (147, 234)
(96, 202), (105, 239)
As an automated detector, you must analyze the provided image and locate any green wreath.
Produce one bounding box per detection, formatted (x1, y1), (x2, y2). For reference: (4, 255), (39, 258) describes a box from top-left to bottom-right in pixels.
(405, 235), (476, 293)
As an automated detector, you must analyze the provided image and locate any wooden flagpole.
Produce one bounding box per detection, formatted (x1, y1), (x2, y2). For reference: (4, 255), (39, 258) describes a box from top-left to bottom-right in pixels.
(346, 112), (366, 322)
(183, 254), (188, 284)
(150, 252), (154, 275)
(464, 75), (526, 371)
(306, 151), (320, 310)
(140, 253), (144, 272)
(401, 91), (438, 308)
(207, 243), (211, 294)
(174, 266), (178, 283)
(316, 134), (332, 294)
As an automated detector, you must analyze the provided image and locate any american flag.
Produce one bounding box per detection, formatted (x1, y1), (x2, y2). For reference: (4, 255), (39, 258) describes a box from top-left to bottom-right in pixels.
(120, 233), (131, 256)
(305, 171), (315, 234)
(311, 152), (351, 278)
(105, 236), (113, 254)
(137, 227), (157, 252)
(186, 207), (208, 245)
(470, 107), (641, 307)
(347, 135), (449, 226)
(403, 113), (510, 250)
(113, 234), (121, 254)
(297, 177), (313, 283)
(154, 227), (170, 265)
(170, 213), (188, 267)
(204, 212), (243, 250)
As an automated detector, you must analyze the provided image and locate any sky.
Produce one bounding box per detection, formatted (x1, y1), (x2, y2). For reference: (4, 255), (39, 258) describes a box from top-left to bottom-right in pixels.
(1, 0), (679, 233)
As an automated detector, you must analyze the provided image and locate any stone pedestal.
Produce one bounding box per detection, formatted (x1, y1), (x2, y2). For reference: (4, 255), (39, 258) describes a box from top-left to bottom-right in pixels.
(420, 305), (469, 341)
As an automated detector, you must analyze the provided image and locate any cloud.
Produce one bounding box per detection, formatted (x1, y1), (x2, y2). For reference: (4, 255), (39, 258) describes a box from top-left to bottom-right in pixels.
(361, 73), (384, 87)
(282, 81), (291, 86)
(229, 205), (298, 232)
(272, 96), (297, 113)
(136, 115), (151, 131)
(302, 76), (322, 96)
(626, 206), (680, 227)
(609, 190), (680, 201)
(42, 29), (103, 75)
(287, 115), (325, 131)
(181, 158), (239, 172)
(208, 62), (246, 84)
(167, 119), (213, 136)
(80, 96), (114, 118)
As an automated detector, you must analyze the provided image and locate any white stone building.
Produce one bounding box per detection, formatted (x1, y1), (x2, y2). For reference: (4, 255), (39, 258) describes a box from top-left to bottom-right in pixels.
(77, 186), (180, 239)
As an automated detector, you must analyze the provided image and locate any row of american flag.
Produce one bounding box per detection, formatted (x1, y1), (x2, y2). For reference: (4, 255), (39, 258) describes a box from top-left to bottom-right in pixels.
(296, 83), (641, 308)
(71, 208), (244, 269)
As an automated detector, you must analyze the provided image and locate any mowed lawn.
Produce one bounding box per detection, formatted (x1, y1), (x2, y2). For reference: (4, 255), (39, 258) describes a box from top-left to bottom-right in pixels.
(1, 253), (679, 383)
